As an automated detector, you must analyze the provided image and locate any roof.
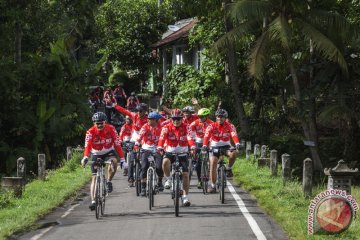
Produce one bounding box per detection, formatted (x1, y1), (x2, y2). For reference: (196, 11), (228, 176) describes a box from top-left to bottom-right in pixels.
(151, 18), (198, 48)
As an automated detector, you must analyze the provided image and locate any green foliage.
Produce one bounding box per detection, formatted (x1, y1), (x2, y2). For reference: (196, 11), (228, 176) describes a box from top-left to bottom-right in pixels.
(233, 156), (360, 240)
(96, 0), (163, 72)
(163, 51), (224, 111)
(0, 190), (14, 210)
(0, 154), (91, 239)
(108, 70), (129, 86)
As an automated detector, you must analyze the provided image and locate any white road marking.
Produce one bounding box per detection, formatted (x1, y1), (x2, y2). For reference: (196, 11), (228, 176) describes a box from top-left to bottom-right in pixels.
(30, 204), (80, 240)
(227, 181), (267, 240)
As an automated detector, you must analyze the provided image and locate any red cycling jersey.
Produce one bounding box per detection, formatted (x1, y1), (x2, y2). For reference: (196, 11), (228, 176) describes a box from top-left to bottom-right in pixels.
(114, 105), (147, 142)
(203, 121), (239, 147)
(84, 123), (124, 158)
(189, 118), (214, 143)
(182, 114), (199, 127)
(135, 123), (162, 151)
(119, 122), (133, 142)
(158, 122), (195, 153)
(114, 105), (147, 131)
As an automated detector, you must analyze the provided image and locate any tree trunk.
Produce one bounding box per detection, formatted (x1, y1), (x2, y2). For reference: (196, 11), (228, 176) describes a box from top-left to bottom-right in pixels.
(223, 0), (250, 136)
(15, 21), (22, 66)
(286, 51), (323, 171)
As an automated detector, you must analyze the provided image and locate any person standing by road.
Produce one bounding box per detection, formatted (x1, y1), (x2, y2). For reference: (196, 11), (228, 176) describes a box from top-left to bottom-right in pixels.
(81, 112), (126, 210)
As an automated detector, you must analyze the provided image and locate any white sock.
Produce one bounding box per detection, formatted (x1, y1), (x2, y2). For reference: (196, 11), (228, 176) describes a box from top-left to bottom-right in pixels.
(91, 200), (95, 204)
(182, 194), (187, 198)
(211, 183), (215, 188)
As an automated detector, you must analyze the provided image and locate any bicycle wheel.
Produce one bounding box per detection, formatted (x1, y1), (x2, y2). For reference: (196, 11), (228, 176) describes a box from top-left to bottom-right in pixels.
(100, 175), (106, 216)
(135, 161), (140, 196)
(201, 159), (208, 194)
(174, 172), (180, 217)
(188, 156), (193, 182)
(220, 166), (225, 204)
(95, 176), (101, 219)
(153, 171), (158, 204)
(148, 169), (153, 210)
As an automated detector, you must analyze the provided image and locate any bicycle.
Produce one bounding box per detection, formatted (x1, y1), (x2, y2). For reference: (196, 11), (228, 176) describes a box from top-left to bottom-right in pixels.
(124, 141), (134, 179)
(212, 147), (236, 204)
(200, 149), (209, 194)
(134, 151), (141, 196)
(144, 149), (159, 210)
(88, 157), (114, 219)
(167, 152), (188, 217)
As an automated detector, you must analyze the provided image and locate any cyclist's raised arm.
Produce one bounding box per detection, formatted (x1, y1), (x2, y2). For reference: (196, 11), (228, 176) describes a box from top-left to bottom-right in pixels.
(114, 103), (136, 119)
(161, 105), (172, 115)
(191, 97), (201, 112)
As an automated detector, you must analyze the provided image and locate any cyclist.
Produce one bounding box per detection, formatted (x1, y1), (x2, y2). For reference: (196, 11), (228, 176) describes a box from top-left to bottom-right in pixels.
(81, 112), (126, 210)
(202, 109), (241, 193)
(133, 112), (164, 196)
(157, 109), (196, 207)
(119, 115), (133, 178)
(114, 102), (148, 142)
(181, 106), (198, 126)
(189, 108), (213, 189)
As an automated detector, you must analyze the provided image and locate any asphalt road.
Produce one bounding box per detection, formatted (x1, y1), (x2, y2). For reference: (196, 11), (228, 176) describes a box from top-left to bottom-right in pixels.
(14, 168), (288, 240)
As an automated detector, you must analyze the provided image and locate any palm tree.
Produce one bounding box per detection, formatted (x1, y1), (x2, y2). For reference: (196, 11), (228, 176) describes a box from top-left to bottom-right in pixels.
(214, 0), (355, 171)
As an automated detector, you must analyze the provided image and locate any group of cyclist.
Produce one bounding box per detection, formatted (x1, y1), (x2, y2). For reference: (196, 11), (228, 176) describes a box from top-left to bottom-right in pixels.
(81, 99), (241, 210)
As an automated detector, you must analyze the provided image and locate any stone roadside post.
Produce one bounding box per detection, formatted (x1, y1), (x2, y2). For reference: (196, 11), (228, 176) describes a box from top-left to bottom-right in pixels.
(303, 158), (312, 197)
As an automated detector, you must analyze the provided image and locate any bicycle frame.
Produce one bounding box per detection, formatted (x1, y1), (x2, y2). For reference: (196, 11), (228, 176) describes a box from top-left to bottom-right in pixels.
(211, 147), (236, 203)
(167, 152), (188, 217)
(200, 149), (210, 194)
(144, 150), (158, 210)
(89, 158), (112, 219)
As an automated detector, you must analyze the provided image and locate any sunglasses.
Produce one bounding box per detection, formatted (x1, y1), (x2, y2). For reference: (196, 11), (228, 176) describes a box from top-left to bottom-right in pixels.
(95, 122), (104, 125)
(172, 118), (182, 122)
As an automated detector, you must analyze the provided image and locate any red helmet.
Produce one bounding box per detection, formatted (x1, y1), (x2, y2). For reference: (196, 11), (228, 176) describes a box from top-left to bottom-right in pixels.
(170, 109), (183, 118)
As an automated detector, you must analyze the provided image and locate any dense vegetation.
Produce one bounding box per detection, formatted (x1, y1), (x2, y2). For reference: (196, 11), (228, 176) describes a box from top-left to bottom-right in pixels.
(1, 0), (360, 183)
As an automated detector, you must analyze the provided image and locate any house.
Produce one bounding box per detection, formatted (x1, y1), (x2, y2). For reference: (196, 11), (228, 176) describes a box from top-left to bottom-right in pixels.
(150, 18), (201, 83)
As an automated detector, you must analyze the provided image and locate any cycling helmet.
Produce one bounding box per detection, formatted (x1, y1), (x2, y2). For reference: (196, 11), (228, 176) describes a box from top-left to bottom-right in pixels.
(215, 108), (228, 118)
(131, 92), (136, 96)
(92, 112), (107, 122)
(171, 109), (183, 118)
(182, 106), (195, 113)
(148, 111), (163, 120)
(135, 103), (147, 112)
(125, 115), (132, 121)
(198, 108), (211, 117)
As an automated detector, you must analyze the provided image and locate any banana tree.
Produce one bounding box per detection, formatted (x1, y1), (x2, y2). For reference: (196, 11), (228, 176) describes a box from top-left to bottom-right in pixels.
(33, 100), (56, 164)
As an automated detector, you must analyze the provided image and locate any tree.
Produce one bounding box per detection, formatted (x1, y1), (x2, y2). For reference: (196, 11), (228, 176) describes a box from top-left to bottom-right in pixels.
(215, 0), (356, 171)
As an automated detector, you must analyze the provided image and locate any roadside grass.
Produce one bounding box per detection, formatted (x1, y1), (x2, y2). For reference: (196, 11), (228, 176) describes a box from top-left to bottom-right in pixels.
(0, 153), (91, 240)
(233, 156), (360, 240)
